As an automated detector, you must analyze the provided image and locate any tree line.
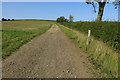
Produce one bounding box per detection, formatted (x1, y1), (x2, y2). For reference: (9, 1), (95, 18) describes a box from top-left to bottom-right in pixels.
(56, 15), (74, 23)
(2, 18), (15, 21)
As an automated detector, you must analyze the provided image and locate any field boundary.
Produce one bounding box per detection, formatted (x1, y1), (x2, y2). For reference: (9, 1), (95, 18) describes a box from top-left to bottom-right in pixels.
(57, 23), (118, 78)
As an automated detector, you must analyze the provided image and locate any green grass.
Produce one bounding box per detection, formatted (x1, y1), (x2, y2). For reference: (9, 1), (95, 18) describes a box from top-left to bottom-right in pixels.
(58, 23), (118, 78)
(2, 21), (55, 59)
(2, 20), (55, 30)
(60, 22), (119, 51)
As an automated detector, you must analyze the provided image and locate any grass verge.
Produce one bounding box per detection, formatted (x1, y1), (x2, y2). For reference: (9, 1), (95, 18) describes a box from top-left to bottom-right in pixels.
(57, 23), (118, 78)
(61, 22), (119, 51)
(2, 24), (52, 59)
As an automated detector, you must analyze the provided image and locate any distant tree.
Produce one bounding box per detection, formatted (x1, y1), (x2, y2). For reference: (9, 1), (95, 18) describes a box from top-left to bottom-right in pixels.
(60, 16), (65, 22)
(57, 17), (62, 23)
(56, 16), (68, 23)
(69, 15), (74, 22)
(65, 19), (69, 22)
(12, 19), (15, 21)
(2, 18), (7, 21)
(57, 18), (59, 22)
(8, 19), (10, 21)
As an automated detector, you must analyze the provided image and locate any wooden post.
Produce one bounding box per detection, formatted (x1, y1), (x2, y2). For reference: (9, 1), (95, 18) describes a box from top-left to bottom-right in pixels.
(86, 30), (91, 45)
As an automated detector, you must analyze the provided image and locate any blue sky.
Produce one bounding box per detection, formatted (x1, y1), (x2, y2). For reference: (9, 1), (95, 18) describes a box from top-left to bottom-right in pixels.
(2, 2), (118, 21)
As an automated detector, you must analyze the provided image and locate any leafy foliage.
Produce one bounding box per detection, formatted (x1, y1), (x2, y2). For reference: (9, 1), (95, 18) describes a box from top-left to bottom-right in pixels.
(61, 22), (119, 50)
(56, 16), (68, 23)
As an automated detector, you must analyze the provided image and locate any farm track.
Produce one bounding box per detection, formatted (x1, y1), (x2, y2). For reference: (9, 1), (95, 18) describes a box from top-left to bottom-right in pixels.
(2, 24), (95, 78)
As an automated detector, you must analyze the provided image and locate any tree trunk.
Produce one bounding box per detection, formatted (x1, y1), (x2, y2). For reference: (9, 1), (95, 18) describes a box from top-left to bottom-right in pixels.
(96, 2), (106, 21)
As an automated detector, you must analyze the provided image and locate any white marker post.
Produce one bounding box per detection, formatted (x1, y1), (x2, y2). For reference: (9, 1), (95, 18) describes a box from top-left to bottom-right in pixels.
(86, 30), (91, 45)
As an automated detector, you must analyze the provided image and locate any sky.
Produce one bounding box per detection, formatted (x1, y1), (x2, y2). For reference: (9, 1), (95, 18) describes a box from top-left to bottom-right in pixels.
(2, 2), (118, 21)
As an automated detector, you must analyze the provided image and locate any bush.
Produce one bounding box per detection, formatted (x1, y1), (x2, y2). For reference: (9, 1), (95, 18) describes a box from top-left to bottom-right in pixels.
(2, 18), (7, 21)
(61, 22), (119, 51)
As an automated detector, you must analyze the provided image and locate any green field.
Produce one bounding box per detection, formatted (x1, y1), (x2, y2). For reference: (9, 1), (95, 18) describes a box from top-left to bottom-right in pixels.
(2, 21), (55, 59)
(58, 23), (118, 78)
(60, 22), (119, 51)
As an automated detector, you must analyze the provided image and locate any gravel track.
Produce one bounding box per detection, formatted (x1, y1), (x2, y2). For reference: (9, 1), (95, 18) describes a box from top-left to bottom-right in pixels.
(2, 24), (95, 78)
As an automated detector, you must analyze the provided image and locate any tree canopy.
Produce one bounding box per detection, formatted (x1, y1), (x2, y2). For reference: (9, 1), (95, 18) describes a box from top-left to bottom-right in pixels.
(56, 16), (68, 23)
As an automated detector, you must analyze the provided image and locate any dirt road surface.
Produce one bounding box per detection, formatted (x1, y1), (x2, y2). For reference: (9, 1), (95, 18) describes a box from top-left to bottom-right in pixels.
(2, 24), (95, 78)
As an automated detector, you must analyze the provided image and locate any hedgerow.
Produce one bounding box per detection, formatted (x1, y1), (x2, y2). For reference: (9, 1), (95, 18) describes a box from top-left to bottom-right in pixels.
(61, 22), (119, 51)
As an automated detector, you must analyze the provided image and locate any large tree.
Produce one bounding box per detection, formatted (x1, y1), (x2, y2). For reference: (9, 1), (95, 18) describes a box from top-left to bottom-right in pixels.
(69, 15), (74, 22)
(86, 0), (120, 21)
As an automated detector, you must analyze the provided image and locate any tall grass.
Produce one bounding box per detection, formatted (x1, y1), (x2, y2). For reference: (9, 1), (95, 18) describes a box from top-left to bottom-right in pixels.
(61, 22), (119, 51)
(2, 21), (55, 59)
(58, 23), (118, 78)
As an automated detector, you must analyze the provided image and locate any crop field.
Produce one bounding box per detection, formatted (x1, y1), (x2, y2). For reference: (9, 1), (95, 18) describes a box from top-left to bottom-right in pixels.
(2, 21), (55, 59)
(60, 22), (119, 51)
